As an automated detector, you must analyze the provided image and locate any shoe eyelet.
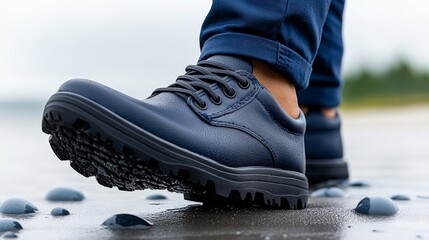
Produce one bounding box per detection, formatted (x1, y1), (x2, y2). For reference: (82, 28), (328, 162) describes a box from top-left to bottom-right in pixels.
(238, 80), (250, 89)
(210, 96), (222, 105)
(223, 88), (236, 98)
(195, 101), (207, 110)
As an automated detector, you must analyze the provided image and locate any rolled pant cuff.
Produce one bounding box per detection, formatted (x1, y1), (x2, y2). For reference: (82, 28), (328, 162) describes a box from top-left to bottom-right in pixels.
(199, 32), (312, 90)
(297, 85), (342, 108)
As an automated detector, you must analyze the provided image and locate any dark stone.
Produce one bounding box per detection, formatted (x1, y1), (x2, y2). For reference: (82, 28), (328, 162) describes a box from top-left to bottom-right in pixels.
(417, 195), (429, 199)
(46, 187), (85, 201)
(311, 187), (346, 198)
(1, 232), (18, 238)
(51, 207), (70, 216)
(391, 194), (411, 201)
(0, 198), (38, 214)
(0, 219), (23, 231)
(355, 196), (398, 216)
(102, 214), (152, 229)
(356, 197), (371, 214)
(146, 194), (167, 200)
(348, 181), (371, 187)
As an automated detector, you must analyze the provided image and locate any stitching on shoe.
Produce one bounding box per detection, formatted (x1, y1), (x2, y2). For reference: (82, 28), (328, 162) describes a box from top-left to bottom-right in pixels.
(202, 74), (260, 120)
(255, 96), (304, 136)
(210, 119), (278, 166)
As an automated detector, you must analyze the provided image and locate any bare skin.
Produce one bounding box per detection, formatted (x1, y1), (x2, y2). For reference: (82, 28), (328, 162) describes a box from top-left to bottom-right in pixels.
(300, 106), (337, 119)
(251, 60), (337, 119)
(251, 60), (300, 119)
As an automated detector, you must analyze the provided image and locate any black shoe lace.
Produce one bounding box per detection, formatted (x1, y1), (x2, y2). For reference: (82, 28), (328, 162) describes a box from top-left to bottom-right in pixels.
(152, 60), (250, 109)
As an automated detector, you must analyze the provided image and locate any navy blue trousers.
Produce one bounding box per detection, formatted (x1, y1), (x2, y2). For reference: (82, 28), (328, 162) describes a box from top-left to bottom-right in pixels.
(200, 0), (345, 108)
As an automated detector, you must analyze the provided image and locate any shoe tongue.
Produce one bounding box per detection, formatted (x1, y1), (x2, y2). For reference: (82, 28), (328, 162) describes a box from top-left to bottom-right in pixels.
(205, 55), (252, 73)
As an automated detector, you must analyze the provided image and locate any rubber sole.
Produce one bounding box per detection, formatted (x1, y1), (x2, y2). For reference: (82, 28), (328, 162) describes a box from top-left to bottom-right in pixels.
(42, 92), (308, 209)
(306, 158), (349, 184)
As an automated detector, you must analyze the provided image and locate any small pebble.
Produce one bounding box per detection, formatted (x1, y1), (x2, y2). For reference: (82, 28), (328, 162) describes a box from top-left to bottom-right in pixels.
(146, 194), (167, 200)
(391, 194), (411, 201)
(0, 198), (38, 214)
(1, 232), (18, 239)
(0, 219), (23, 231)
(263, 235), (272, 240)
(51, 207), (70, 216)
(311, 187), (346, 198)
(102, 214), (152, 229)
(348, 181), (370, 187)
(46, 187), (85, 201)
(355, 196), (398, 216)
(417, 195), (429, 199)
(338, 180), (350, 186)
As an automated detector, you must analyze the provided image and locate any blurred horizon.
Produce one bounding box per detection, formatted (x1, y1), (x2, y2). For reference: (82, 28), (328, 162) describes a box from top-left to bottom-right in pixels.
(1, 0), (428, 107)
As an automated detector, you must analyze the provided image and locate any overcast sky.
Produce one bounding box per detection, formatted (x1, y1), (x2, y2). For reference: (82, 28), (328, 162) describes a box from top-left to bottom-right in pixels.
(0, 0), (428, 100)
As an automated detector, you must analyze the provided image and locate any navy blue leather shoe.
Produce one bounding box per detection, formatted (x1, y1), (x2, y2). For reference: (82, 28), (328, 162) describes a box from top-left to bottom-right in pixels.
(304, 110), (349, 184)
(42, 56), (308, 209)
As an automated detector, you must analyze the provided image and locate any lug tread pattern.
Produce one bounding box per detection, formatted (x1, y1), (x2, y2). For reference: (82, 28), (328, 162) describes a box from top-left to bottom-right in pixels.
(42, 110), (307, 209)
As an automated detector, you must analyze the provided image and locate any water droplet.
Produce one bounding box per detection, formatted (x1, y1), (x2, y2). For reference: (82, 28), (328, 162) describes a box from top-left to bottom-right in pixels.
(46, 187), (85, 201)
(391, 194), (411, 201)
(355, 196), (398, 216)
(51, 207), (70, 216)
(1, 232), (18, 239)
(146, 194), (167, 200)
(0, 219), (23, 232)
(0, 198), (38, 214)
(102, 214), (152, 229)
(348, 181), (370, 187)
(311, 187), (346, 198)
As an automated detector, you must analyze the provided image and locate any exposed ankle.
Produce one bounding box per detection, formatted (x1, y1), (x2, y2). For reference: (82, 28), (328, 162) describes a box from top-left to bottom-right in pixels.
(301, 106), (337, 119)
(251, 60), (300, 119)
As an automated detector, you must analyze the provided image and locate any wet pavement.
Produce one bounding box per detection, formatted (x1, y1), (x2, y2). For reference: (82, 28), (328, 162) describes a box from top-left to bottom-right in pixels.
(1, 105), (429, 239)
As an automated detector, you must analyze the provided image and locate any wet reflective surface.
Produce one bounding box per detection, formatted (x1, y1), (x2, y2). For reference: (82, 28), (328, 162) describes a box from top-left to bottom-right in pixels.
(1, 106), (429, 239)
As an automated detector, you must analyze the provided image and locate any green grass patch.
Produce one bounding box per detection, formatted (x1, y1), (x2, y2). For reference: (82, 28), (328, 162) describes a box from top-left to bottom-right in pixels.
(342, 61), (429, 109)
